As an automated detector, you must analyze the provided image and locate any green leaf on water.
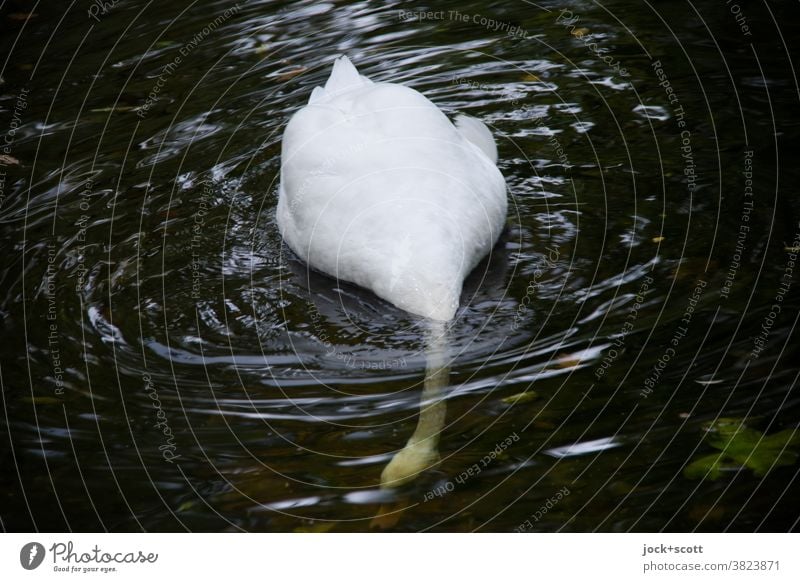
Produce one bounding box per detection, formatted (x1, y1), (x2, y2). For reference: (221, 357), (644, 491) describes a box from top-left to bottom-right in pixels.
(706, 418), (763, 454)
(684, 418), (800, 480)
(683, 453), (730, 480)
(502, 391), (538, 405)
(176, 500), (197, 513)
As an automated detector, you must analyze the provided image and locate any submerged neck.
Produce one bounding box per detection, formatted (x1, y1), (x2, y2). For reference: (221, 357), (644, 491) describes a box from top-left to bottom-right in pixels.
(380, 320), (450, 488)
(406, 323), (448, 447)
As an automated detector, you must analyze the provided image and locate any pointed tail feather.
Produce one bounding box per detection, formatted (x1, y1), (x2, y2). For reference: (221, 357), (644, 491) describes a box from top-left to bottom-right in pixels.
(323, 55), (371, 96)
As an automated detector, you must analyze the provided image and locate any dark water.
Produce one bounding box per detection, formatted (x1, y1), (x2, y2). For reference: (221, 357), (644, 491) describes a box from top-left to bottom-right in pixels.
(1, 0), (799, 532)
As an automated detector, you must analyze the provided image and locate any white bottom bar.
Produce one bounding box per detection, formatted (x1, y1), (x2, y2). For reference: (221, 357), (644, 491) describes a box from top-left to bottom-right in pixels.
(1, 533), (796, 581)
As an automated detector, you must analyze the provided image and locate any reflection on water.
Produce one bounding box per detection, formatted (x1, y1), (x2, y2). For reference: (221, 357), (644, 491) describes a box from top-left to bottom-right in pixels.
(1, 0), (799, 532)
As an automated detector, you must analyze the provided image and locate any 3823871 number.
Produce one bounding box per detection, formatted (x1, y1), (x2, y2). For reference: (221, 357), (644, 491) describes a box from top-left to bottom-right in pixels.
(730, 560), (779, 571)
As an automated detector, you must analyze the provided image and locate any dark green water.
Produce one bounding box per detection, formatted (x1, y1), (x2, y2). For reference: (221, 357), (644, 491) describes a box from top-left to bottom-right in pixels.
(1, 0), (799, 532)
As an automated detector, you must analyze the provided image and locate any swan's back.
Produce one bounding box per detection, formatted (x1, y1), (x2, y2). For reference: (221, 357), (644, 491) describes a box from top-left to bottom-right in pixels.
(278, 56), (507, 320)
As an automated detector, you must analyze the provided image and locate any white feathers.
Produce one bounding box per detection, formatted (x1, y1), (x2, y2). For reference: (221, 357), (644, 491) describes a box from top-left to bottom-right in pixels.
(308, 55), (373, 104)
(278, 56), (507, 320)
(455, 114), (499, 164)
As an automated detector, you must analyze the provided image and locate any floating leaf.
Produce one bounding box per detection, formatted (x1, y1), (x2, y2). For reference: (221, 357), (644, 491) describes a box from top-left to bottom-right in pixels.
(571, 27), (590, 37)
(704, 418), (761, 451)
(176, 500), (197, 513)
(685, 418), (800, 480)
(748, 444), (798, 476)
(651, 236), (665, 243)
(728, 429), (800, 477)
(502, 391), (538, 405)
(0, 154), (20, 165)
(521, 72), (540, 82)
(683, 453), (730, 480)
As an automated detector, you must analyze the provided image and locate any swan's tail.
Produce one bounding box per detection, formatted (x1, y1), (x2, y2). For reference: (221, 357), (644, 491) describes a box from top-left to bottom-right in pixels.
(380, 320), (449, 488)
(309, 55), (373, 104)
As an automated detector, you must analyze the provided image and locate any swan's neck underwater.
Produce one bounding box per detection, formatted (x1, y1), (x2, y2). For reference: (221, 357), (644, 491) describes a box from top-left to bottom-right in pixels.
(380, 323), (449, 488)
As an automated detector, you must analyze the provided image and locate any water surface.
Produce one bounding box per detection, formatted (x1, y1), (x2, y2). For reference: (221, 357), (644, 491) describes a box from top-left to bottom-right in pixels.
(1, 0), (799, 532)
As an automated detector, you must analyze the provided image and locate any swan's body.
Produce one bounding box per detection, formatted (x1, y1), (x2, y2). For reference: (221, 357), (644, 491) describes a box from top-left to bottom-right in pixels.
(277, 56), (507, 321)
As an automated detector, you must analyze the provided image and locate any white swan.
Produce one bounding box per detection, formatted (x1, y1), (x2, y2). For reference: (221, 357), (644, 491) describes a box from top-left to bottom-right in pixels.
(277, 55), (507, 321)
(277, 56), (507, 488)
